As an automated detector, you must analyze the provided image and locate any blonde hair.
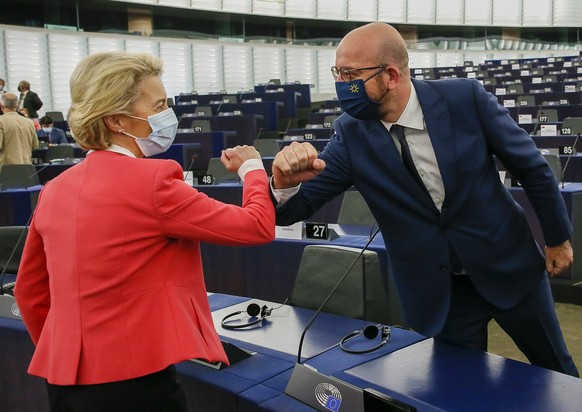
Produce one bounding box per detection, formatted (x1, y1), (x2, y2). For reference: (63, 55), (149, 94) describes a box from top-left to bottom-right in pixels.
(67, 52), (163, 149)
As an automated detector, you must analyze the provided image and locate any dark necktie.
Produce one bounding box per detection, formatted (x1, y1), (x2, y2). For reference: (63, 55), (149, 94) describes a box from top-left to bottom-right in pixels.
(18, 93), (24, 108)
(391, 124), (429, 194)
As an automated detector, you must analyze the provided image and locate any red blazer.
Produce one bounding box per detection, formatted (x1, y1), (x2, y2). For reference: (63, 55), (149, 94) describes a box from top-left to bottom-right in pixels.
(15, 150), (275, 385)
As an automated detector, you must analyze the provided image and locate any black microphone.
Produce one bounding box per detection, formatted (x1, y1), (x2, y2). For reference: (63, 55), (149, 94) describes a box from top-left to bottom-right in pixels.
(295, 226), (381, 364)
(28, 163), (52, 184)
(560, 132), (580, 189)
(184, 154), (198, 184)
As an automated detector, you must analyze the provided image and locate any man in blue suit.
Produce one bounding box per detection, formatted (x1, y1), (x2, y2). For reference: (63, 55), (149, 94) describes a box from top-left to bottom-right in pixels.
(272, 22), (578, 376)
(37, 115), (68, 145)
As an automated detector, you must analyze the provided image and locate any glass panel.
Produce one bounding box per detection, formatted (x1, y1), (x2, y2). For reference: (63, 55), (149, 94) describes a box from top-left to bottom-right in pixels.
(88, 36), (124, 53)
(492, 0), (521, 26)
(408, 0), (436, 24)
(192, 42), (223, 93)
(286, 47), (316, 87)
(285, 0), (317, 18)
(378, 0), (407, 23)
(5, 29), (51, 114)
(124, 39), (160, 56)
(523, 0), (552, 26)
(160, 41), (193, 101)
(348, 0), (378, 21)
(48, 33), (88, 115)
(317, 0), (347, 20)
(316, 48), (336, 94)
(223, 45), (253, 92)
(465, 0), (492, 25)
(158, 0), (192, 7)
(189, 0), (221, 10)
(436, 0), (464, 24)
(223, 0), (252, 13)
(253, 46), (286, 85)
(408, 51), (436, 74)
(252, 0), (285, 16)
(553, 0), (582, 26)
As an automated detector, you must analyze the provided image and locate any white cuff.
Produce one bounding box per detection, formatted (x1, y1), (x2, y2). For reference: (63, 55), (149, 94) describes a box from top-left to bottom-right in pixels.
(270, 176), (301, 205)
(238, 158), (265, 182)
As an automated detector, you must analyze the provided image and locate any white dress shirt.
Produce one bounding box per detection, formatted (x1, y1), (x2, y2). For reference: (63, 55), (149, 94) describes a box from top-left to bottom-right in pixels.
(383, 83), (445, 211)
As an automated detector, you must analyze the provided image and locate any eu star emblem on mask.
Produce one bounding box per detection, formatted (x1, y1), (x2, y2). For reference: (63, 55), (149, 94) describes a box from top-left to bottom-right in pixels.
(349, 83), (359, 93)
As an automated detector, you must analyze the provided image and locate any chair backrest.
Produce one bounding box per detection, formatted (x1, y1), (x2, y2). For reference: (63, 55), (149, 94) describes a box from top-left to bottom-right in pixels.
(536, 109), (558, 123)
(45, 111), (64, 122)
(194, 106), (212, 117)
(543, 75), (557, 83)
(0, 164), (41, 189)
(322, 115), (338, 129)
(288, 245), (396, 325)
(46, 145), (74, 161)
(562, 117), (582, 135)
(0, 226), (28, 275)
(253, 139), (280, 157)
(206, 157), (239, 184)
(191, 119), (212, 133)
(221, 95), (237, 104)
(338, 190), (376, 226)
(542, 154), (562, 184)
(507, 84), (524, 94)
(517, 95), (536, 107)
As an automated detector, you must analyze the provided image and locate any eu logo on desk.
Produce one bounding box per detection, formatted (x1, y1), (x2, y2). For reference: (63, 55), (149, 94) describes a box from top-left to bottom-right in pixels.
(315, 382), (342, 412)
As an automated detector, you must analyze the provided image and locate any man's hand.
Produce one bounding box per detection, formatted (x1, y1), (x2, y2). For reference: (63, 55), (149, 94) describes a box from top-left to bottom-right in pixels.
(545, 240), (573, 277)
(271, 142), (326, 189)
(221, 145), (261, 172)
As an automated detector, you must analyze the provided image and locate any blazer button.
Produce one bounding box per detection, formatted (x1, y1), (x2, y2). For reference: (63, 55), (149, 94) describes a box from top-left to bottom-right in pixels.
(440, 265), (449, 271)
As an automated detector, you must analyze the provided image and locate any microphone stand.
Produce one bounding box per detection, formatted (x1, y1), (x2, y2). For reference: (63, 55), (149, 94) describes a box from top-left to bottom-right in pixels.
(295, 226), (380, 364)
(560, 133), (580, 189)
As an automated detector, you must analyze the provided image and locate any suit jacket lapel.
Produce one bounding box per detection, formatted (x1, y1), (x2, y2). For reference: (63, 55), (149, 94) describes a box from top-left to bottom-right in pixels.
(412, 79), (457, 214)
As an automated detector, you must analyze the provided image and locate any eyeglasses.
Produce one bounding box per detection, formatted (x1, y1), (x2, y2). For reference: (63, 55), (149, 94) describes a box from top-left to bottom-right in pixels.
(331, 65), (388, 82)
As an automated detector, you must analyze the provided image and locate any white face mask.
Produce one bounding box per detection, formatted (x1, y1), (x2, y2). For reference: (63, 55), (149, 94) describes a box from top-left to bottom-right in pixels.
(121, 108), (178, 157)
(42, 127), (52, 134)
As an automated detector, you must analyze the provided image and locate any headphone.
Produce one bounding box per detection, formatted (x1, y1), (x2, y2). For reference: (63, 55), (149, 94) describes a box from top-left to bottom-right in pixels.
(221, 303), (273, 330)
(340, 324), (391, 354)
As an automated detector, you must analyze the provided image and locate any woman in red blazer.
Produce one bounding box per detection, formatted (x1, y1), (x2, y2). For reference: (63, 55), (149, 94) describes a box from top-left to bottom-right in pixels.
(14, 52), (275, 412)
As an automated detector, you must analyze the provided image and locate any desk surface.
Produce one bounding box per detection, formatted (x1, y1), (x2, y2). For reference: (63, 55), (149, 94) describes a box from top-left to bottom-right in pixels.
(2, 294), (580, 412)
(337, 339), (582, 412)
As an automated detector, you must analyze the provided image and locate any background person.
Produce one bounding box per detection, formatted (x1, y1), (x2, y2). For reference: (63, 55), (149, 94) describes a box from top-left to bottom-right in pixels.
(37, 115), (68, 144)
(15, 52), (275, 412)
(271, 22), (578, 377)
(17, 80), (43, 119)
(0, 92), (39, 166)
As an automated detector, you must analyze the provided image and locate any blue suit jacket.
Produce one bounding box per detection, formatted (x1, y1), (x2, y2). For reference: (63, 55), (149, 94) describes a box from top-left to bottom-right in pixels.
(277, 78), (572, 336)
(37, 128), (68, 145)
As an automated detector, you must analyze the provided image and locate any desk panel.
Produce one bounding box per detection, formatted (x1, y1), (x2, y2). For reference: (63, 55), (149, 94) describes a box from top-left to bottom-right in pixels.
(178, 114), (261, 144)
(174, 102), (280, 131)
(338, 339), (582, 412)
(0, 187), (40, 226)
